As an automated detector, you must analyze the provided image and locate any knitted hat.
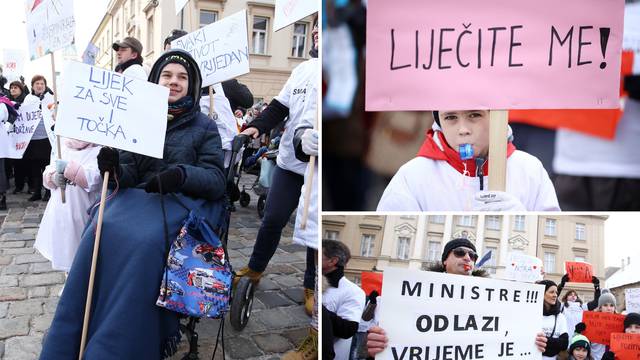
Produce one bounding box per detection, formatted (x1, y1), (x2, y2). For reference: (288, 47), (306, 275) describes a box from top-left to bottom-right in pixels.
(441, 238), (476, 264)
(569, 334), (590, 353)
(598, 289), (616, 308)
(537, 279), (558, 292)
(624, 312), (640, 330)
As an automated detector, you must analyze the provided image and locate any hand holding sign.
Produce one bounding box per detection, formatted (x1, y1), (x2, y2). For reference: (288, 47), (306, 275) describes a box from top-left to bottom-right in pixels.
(565, 261), (594, 283)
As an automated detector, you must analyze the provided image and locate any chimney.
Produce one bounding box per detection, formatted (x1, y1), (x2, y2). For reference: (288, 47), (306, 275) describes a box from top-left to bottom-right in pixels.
(621, 258), (625, 270)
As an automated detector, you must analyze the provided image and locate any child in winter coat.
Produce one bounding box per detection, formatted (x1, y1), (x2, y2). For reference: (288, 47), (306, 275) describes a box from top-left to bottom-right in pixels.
(568, 334), (594, 360)
(377, 110), (560, 211)
(34, 139), (102, 271)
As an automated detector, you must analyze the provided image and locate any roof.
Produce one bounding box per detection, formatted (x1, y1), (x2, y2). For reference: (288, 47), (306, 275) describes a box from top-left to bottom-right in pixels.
(606, 259), (640, 289)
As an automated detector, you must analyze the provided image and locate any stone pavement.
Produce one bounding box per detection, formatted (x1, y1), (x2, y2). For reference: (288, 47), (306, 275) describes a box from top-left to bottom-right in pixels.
(0, 175), (311, 360)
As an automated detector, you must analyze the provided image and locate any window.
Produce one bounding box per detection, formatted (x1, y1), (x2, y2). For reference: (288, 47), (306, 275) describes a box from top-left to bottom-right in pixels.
(323, 230), (339, 241)
(545, 219), (557, 236)
(575, 256), (586, 263)
(544, 252), (556, 273)
(514, 215), (526, 231)
(146, 15), (154, 50)
(396, 237), (410, 260)
(252, 16), (268, 54)
(115, 16), (120, 36)
(430, 215), (445, 224)
(427, 241), (440, 262)
(130, 0), (136, 18)
(458, 216), (474, 227)
(360, 234), (375, 257)
(290, 22), (307, 57)
(575, 223), (586, 240)
(485, 246), (498, 274)
(486, 216), (501, 230)
(199, 10), (218, 28)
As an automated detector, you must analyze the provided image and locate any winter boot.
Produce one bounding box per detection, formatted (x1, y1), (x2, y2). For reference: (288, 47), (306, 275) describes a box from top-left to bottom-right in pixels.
(304, 288), (314, 316)
(232, 266), (263, 287)
(282, 328), (318, 360)
(0, 195), (6, 211)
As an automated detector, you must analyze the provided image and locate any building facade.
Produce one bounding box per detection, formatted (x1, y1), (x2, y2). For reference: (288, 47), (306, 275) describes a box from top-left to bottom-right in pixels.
(322, 215), (607, 301)
(88, 0), (315, 104)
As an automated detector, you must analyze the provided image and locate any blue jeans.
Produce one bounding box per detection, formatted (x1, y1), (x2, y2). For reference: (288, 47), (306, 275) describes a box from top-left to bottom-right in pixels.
(248, 165), (316, 289)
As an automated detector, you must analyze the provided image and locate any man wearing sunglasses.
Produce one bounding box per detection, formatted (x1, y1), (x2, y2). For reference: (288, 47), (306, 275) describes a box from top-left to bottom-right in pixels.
(366, 238), (549, 356)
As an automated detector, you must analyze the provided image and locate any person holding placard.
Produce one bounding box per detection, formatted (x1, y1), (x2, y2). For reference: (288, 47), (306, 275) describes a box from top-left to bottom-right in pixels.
(574, 289), (619, 360)
(23, 75), (54, 202)
(377, 110), (560, 211)
(7, 80), (30, 195)
(576, 312), (640, 360)
(40, 49), (226, 360)
(0, 95), (18, 210)
(558, 273), (602, 340)
(235, 16), (319, 315)
(536, 279), (569, 360)
(367, 238), (550, 357)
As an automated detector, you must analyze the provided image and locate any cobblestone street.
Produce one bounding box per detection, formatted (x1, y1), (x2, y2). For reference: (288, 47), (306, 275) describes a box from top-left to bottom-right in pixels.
(0, 175), (310, 360)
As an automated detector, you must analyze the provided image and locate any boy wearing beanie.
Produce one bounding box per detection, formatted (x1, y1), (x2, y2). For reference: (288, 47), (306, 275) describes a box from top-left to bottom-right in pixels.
(569, 334), (593, 360)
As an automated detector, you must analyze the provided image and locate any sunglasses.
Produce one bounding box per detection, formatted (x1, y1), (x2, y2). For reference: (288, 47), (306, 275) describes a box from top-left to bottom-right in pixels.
(452, 247), (478, 262)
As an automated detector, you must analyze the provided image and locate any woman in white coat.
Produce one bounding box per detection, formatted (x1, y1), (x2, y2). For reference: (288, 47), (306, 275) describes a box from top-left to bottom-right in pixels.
(34, 139), (102, 272)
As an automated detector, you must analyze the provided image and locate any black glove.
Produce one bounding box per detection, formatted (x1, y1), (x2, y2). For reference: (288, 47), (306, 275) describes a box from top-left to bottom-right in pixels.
(561, 274), (569, 284)
(592, 276), (600, 286)
(13, 102), (20, 110)
(575, 322), (586, 334)
(97, 147), (119, 178)
(145, 167), (184, 194)
(602, 351), (615, 360)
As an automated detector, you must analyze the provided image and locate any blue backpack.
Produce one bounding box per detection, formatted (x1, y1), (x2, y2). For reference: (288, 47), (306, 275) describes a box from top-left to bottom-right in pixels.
(156, 210), (232, 318)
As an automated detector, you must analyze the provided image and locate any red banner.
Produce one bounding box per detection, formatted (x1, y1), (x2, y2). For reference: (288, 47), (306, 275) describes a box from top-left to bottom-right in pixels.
(361, 271), (383, 296)
(582, 311), (626, 346)
(565, 261), (594, 283)
(610, 333), (640, 360)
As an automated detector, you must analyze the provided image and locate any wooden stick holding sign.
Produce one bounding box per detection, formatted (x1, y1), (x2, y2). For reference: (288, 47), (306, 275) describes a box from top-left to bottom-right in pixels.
(209, 86), (215, 118)
(50, 54), (65, 203)
(78, 172), (110, 359)
(488, 110), (509, 191)
(299, 109), (318, 230)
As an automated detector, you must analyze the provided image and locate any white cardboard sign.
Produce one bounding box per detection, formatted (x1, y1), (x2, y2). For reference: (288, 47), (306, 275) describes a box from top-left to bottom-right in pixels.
(503, 253), (544, 283)
(378, 267), (544, 360)
(625, 288), (640, 314)
(2, 49), (26, 83)
(175, 0), (188, 15)
(0, 101), (51, 159)
(25, 0), (76, 60)
(171, 10), (250, 87)
(273, 0), (318, 32)
(55, 61), (169, 158)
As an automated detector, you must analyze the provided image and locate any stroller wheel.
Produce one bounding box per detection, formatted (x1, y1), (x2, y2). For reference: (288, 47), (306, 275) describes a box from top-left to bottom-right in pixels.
(230, 277), (255, 331)
(257, 195), (266, 219)
(239, 191), (250, 207)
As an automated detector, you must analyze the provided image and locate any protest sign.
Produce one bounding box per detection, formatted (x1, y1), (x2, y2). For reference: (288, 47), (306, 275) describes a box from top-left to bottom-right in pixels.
(2, 49), (25, 83)
(0, 101), (51, 159)
(378, 267), (543, 360)
(610, 333), (640, 360)
(582, 311), (626, 346)
(171, 10), (249, 87)
(626, 288), (640, 313)
(55, 61), (169, 158)
(366, 0), (625, 111)
(273, 0), (318, 32)
(503, 253), (544, 283)
(565, 261), (594, 283)
(82, 43), (99, 65)
(25, 0), (76, 60)
(361, 271), (383, 296)
(175, 0), (188, 15)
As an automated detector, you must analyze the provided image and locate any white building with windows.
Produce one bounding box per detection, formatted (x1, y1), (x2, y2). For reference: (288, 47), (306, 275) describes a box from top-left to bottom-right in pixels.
(322, 215), (607, 300)
(88, 0), (316, 104)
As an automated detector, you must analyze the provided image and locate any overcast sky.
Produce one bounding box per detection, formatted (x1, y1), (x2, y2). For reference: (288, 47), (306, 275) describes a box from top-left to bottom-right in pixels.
(604, 213), (640, 268)
(1, 0), (110, 82)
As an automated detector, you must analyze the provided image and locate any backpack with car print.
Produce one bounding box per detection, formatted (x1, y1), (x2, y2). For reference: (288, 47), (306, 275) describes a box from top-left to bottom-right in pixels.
(156, 209), (232, 318)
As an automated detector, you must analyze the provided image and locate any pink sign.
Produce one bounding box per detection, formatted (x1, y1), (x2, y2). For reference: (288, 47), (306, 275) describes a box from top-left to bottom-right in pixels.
(365, 0), (625, 111)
